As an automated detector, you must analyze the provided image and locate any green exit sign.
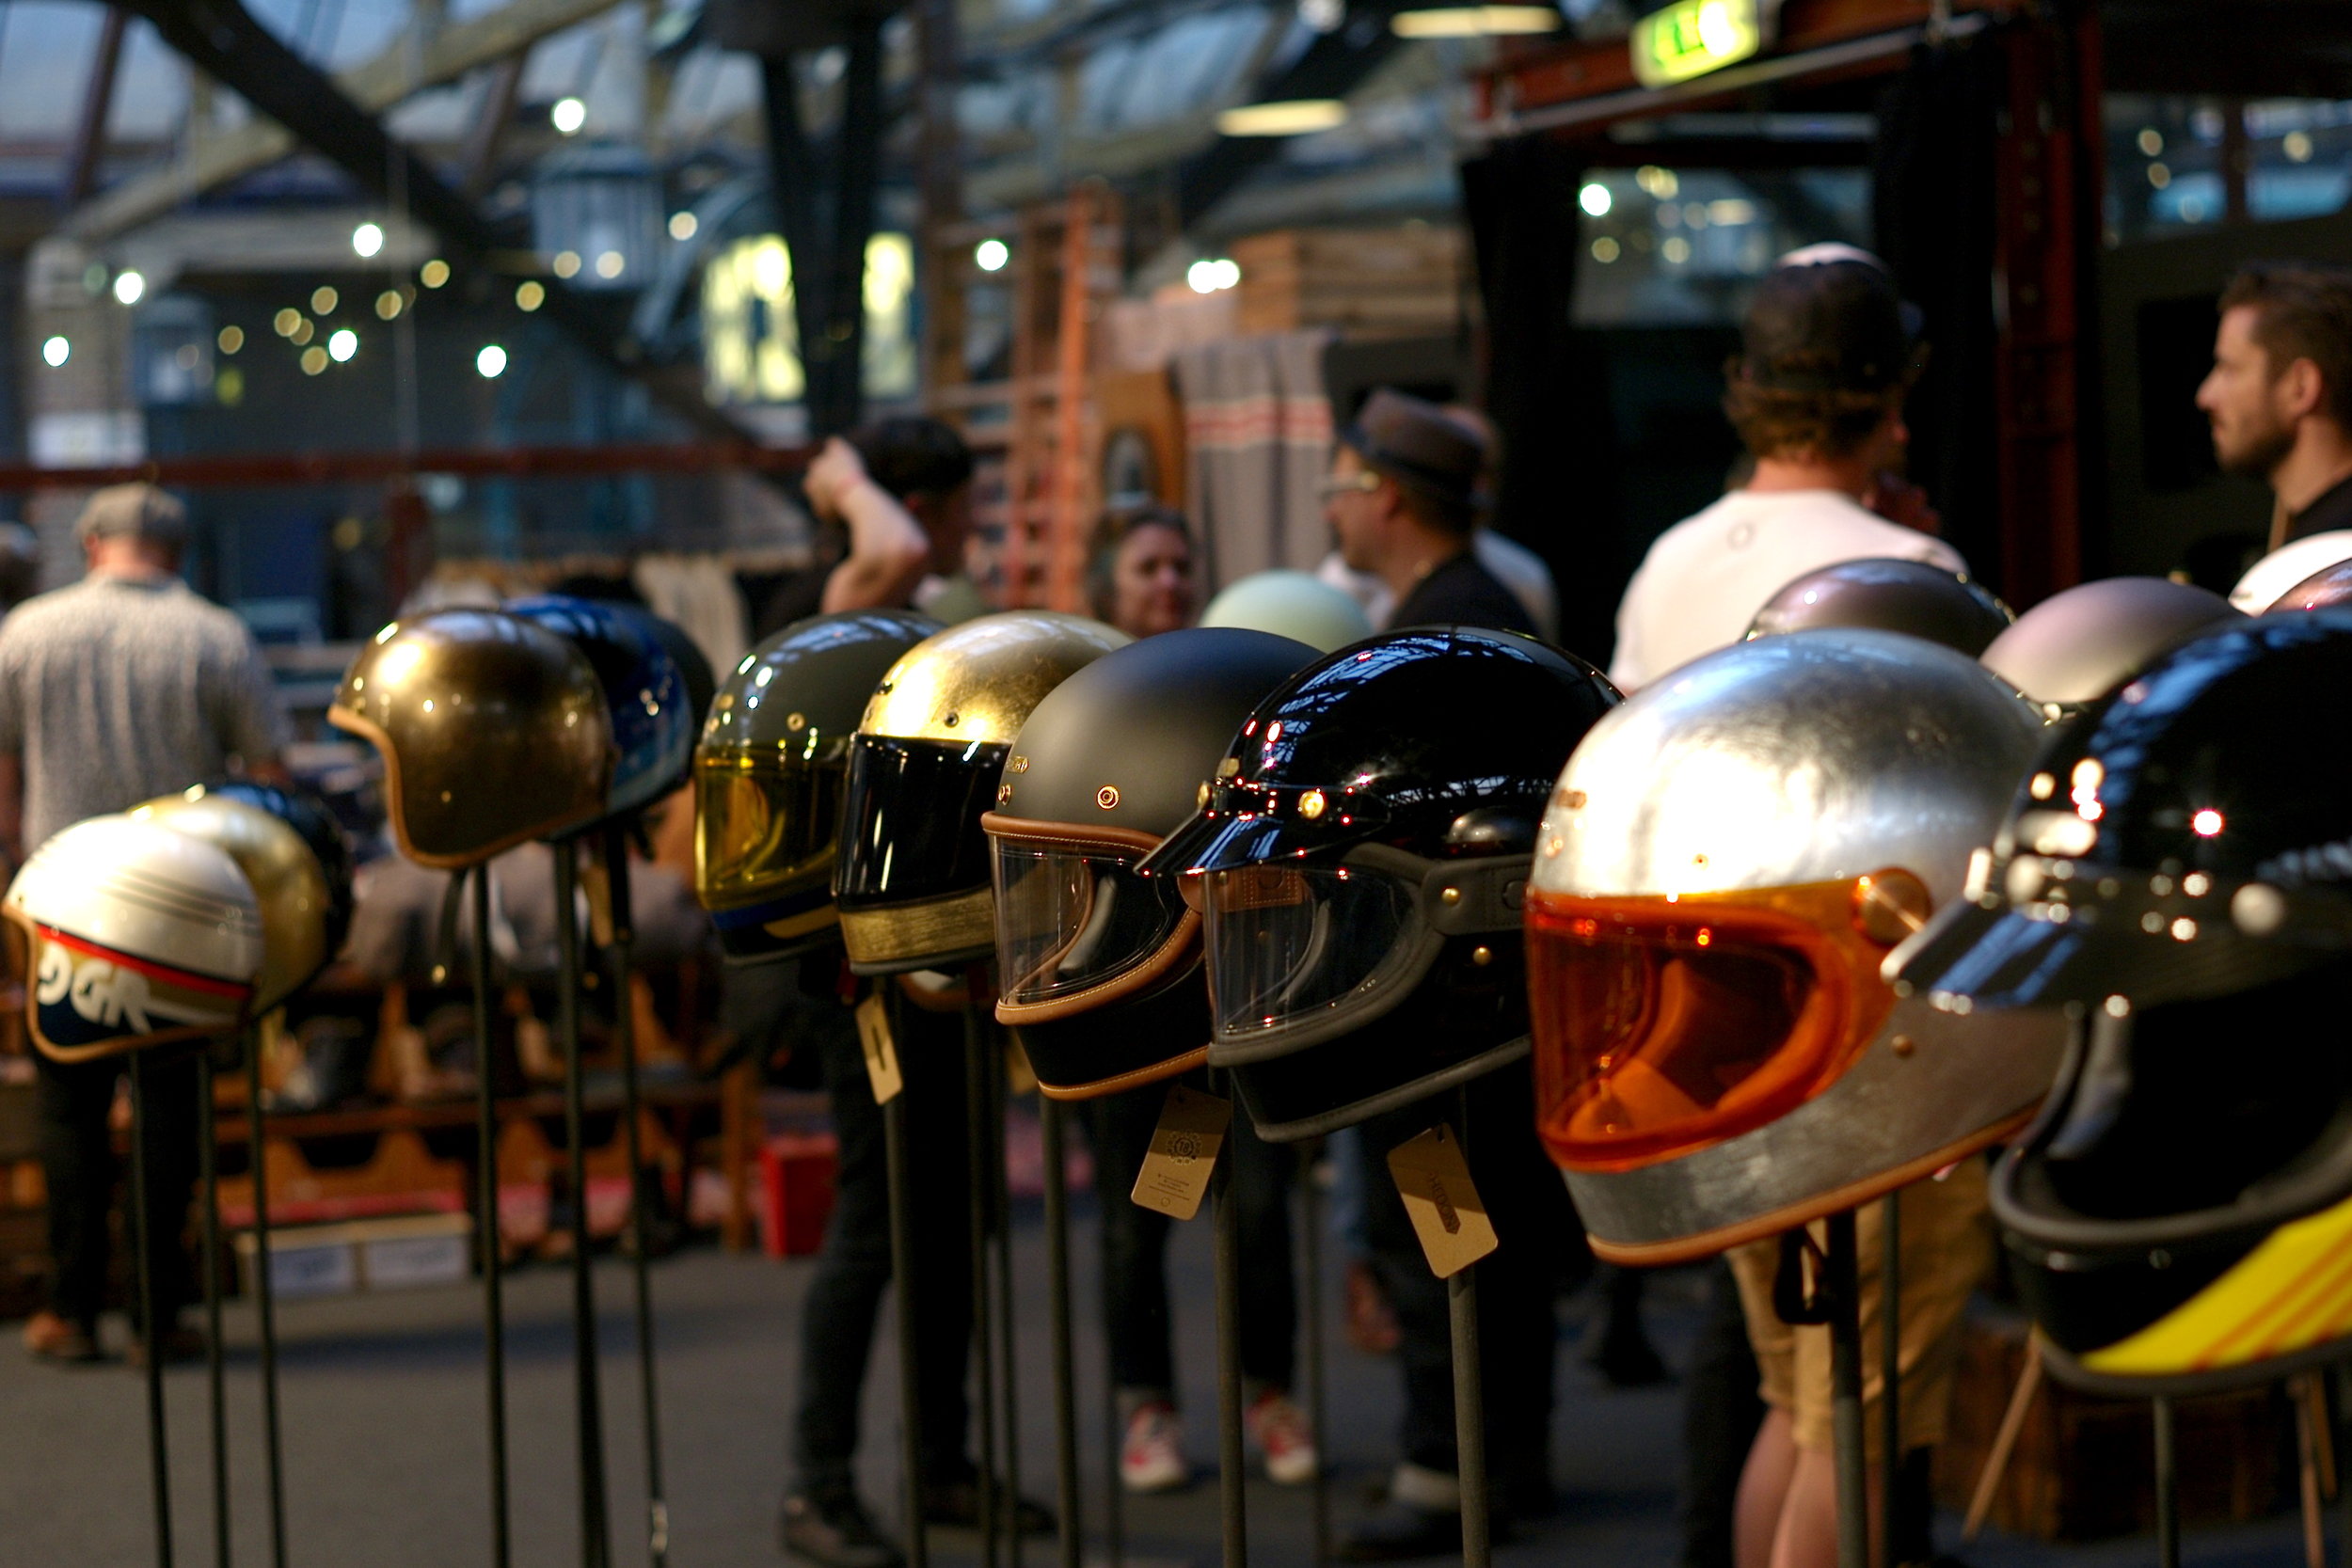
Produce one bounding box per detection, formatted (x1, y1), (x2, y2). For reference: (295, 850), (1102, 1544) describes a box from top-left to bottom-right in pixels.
(1631, 0), (1772, 87)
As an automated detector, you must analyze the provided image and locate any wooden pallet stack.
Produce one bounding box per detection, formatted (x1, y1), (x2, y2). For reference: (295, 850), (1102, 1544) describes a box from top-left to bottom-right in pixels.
(1230, 225), (1469, 341)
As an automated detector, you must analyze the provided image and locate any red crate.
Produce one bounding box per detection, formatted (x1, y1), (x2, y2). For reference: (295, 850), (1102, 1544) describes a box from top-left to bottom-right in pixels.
(757, 1132), (839, 1259)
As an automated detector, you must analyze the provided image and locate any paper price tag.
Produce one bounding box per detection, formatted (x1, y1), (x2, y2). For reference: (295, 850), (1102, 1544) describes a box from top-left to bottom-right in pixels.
(1386, 1123), (1499, 1278)
(580, 857), (616, 948)
(1130, 1085), (1232, 1221)
(854, 992), (903, 1104)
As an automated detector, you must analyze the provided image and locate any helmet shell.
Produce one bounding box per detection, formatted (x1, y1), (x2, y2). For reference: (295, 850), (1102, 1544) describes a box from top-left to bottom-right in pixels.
(2270, 555), (2352, 613)
(627, 609), (718, 740)
(986, 627), (1317, 1098)
(1745, 557), (2013, 657)
(6, 815), (263, 1060)
(506, 594), (692, 821)
(694, 610), (943, 965)
(1979, 578), (2242, 713)
(836, 611), (1131, 975)
(131, 787), (342, 1014)
(330, 610), (613, 866)
(196, 779), (356, 965)
(2232, 530), (2352, 613)
(1200, 570), (1376, 654)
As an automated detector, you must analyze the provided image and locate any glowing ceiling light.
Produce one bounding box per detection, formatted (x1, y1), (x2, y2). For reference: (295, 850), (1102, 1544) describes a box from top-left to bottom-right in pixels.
(112, 270), (145, 306)
(477, 344), (508, 378)
(551, 96), (587, 135)
(352, 221), (386, 258)
(976, 238), (1010, 272)
(327, 328), (358, 362)
(1579, 182), (1612, 216)
(40, 336), (69, 367)
(1216, 99), (1347, 137)
(2192, 809), (2225, 837)
(1392, 4), (1560, 35)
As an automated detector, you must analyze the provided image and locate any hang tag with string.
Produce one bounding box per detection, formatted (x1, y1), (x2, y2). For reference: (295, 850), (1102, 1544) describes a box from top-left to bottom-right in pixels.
(1386, 1123), (1498, 1277)
(854, 992), (903, 1104)
(1131, 1084), (1232, 1221)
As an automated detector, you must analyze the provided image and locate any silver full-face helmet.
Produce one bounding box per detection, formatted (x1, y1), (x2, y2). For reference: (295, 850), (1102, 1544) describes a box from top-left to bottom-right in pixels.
(1524, 628), (2066, 1265)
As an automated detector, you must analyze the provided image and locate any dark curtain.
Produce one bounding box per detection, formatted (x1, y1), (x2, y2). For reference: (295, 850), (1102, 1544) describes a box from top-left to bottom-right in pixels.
(1873, 33), (2008, 594)
(1462, 139), (1625, 670)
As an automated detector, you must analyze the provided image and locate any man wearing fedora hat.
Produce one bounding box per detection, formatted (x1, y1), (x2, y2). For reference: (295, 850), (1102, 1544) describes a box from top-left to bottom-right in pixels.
(1326, 388), (1537, 636)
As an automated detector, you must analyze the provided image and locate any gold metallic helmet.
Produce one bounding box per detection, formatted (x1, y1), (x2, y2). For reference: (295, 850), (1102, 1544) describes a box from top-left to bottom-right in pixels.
(129, 786), (341, 1014)
(329, 609), (613, 867)
(835, 610), (1131, 975)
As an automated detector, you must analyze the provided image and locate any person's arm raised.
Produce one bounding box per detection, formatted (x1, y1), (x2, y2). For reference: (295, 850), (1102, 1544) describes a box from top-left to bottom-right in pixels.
(812, 437), (931, 613)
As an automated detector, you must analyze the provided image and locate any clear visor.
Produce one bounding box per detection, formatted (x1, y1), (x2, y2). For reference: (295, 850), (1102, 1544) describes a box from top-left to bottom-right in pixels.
(993, 841), (1191, 1010)
(1200, 863), (1422, 1041)
(694, 750), (843, 910)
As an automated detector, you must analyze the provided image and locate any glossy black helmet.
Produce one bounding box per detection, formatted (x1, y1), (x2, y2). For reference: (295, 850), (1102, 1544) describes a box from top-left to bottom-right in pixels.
(506, 594), (693, 823)
(695, 610), (942, 965)
(1745, 557), (2013, 657)
(984, 628), (1318, 1099)
(626, 609), (719, 757)
(1979, 577), (2242, 719)
(1148, 627), (1622, 1141)
(1891, 611), (2352, 1390)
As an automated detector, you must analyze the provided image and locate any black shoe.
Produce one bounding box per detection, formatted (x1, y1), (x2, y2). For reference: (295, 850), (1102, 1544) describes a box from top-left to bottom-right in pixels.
(1338, 1502), (1462, 1562)
(921, 1479), (1054, 1536)
(781, 1488), (905, 1568)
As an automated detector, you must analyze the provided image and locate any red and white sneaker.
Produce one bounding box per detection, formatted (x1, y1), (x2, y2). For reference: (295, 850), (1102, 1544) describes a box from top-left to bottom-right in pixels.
(1120, 1401), (1188, 1494)
(1245, 1390), (1318, 1486)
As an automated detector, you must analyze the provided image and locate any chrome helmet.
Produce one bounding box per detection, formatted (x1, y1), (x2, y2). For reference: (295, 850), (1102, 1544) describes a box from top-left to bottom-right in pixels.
(1745, 557), (2012, 657)
(1979, 578), (2241, 720)
(1526, 629), (2060, 1265)
(2231, 530), (2352, 613)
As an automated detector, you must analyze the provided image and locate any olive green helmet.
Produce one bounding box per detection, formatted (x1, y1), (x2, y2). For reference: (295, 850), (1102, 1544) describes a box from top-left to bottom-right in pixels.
(329, 609), (612, 867)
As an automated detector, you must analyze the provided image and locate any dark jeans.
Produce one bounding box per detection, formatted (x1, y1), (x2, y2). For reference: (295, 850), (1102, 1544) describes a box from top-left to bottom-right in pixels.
(791, 994), (977, 1496)
(37, 1046), (199, 1330)
(1086, 1076), (1296, 1401)
(1679, 1259), (1766, 1568)
(1358, 1064), (1584, 1490)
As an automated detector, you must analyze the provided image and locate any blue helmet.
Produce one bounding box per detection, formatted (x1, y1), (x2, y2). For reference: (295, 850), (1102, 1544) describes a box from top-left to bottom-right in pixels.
(506, 594), (694, 822)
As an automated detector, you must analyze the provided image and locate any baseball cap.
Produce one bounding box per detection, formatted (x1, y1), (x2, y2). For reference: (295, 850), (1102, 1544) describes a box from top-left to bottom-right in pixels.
(1737, 245), (1923, 395)
(73, 483), (188, 546)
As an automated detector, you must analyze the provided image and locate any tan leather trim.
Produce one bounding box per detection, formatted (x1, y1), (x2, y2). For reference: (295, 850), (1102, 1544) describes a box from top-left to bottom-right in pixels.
(762, 905), (841, 942)
(995, 911), (1200, 1023)
(326, 703), (596, 869)
(1034, 1043), (1210, 1101)
(980, 813), (1168, 856)
(839, 885), (997, 970)
(1581, 1111), (2032, 1269)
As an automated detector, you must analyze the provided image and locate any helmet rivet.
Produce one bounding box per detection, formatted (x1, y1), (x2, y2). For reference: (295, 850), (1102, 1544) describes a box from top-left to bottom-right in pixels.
(1299, 789), (1327, 820)
(1470, 945), (1492, 966)
(787, 712), (806, 732)
(944, 712), (959, 727)
(1440, 887), (1461, 906)
(1891, 1035), (1915, 1057)
(2150, 1249), (2171, 1270)
(1097, 786), (1120, 811)
(997, 784), (1011, 805)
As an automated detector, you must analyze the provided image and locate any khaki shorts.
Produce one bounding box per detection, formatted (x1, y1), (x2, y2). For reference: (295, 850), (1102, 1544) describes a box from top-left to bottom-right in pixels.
(1725, 1160), (1992, 1461)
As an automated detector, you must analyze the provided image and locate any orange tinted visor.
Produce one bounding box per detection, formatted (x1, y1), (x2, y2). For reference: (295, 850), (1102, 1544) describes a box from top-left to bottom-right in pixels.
(1528, 876), (1921, 1173)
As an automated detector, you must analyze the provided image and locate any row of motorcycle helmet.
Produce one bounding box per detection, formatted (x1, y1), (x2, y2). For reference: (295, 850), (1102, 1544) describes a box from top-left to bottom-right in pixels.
(693, 552), (2352, 1399)
(0, 593), (721, 1064)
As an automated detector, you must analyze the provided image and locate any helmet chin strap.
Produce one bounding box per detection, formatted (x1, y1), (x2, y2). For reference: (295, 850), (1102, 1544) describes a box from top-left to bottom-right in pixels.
(2048, 1006), (2135, 1162)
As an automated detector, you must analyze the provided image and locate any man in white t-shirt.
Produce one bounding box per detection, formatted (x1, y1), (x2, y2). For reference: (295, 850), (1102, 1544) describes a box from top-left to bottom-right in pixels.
(1610, 245), (1966, 691)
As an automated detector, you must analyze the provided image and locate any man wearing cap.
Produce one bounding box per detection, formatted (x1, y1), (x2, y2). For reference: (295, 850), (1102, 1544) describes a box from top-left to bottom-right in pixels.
(0, 483), (290, 1365)
(1325, 388), (1538, 636)
(1608, 245), (1966, 691)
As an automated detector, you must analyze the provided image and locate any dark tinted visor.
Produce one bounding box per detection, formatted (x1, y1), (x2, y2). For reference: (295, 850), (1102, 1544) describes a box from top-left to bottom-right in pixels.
(835, 734), (1009, 911)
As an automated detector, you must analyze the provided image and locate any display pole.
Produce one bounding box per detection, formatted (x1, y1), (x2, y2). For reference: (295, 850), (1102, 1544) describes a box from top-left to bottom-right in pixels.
(198, 1050), (233, 1568)
(990, 1028), (1026, 1568)
(882, 984), (930, 1568)
(1450, 1089), (1488, 1568)
(1209, 1067), (1248, 1568)
(469, 866), (514, 1568)
(1101, 1166), (1126, 1568)
(244, 1024), (290, 1568)
(2335, 1363), (2352, 1568)
(1880, 1192), (1901, 1568)
(129, 1050), (175, 1568)
(1299, 1143), (1331, 1568)
(1824, 1210), (1868, 1568)
(599, 828), (670, 1566)
(1041, 1096), (1084, 1568)
(966, 1007), (1002, 1568)
(2153, 1395), (2179, 1568)
(553, 842), (614, 1568)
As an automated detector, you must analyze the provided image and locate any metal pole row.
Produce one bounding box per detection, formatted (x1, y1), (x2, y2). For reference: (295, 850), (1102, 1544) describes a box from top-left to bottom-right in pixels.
(1451, 1090), (1487, 1568)
(130, 1051), (176, 1568)
(1824, 1210), (1867, 1568)
(1210, 1069), (1248, 1568)
(553, 844), (613, 1568)
(470, 866), (514, 1568)
(882, 984), (931, 1568)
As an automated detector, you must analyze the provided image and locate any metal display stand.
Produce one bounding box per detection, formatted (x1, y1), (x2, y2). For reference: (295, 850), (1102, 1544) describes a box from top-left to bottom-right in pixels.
(1101, 1181), (1126, 1568)
(1041, 1097), (1084, 1568)
(882, 984), (931, 1568)
(128, 1050), (176, 1568)
(1298, 1143), (1332, 1568)
(599, 826), (671, 1566)
(966, 1008), (1003, 1568)
(1881, 1192), (1901, 1568)
(1823, 1211), (1868, 1568)
(244, 1024), (291, 1568)
(1449, 1090), (1488, 1568)
(469, 866), (515, 1568)
(198, 1050), (233, 1568)
(2153, 1394), (2179, 1568)
(1209, 1067), (1248, 1568)
(990, 1037), (1025, 1568)
(551, 843), (614, 1568)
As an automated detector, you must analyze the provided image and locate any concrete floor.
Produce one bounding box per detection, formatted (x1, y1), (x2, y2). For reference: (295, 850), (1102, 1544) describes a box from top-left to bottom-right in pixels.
(0, 1193), (2313, 1568)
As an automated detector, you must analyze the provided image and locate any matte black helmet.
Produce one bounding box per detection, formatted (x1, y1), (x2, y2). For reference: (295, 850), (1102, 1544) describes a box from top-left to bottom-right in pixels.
(695, 610), (941, 965)
(983, 628), (1318, 1099)
(1148, 627), (1622, 1141)
(1979, 577), (2242, 718)
(1891, 611), (2352, 1390)
(2270, 556), (2352, 614)
(330, 610), (613, 867)
(1746, 557), (2013, 657)
(835, 611), (1131, 976)
(506, 594), (694, 823)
